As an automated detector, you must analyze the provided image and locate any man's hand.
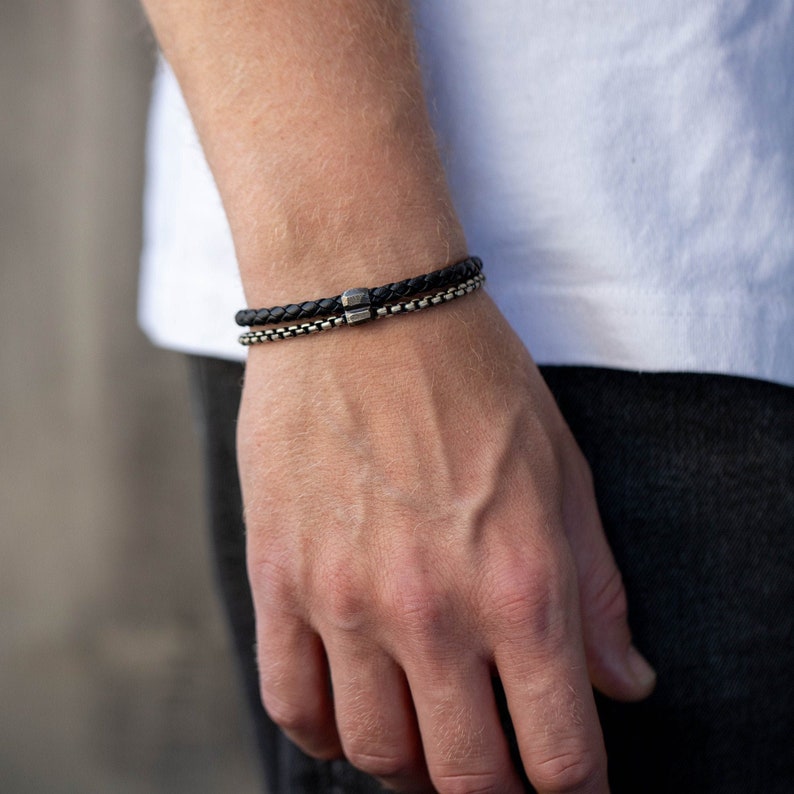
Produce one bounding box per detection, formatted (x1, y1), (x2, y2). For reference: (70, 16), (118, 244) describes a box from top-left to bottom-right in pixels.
(238, 290), (655, 793)
(140, 1), (655, 788)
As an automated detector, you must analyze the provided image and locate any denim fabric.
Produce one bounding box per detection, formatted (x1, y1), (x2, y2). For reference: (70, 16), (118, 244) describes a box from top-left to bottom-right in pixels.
(188, 358), (793, 793)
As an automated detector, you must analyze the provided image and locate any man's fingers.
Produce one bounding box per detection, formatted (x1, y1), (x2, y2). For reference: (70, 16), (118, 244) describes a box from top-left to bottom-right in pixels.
(323, 637), (431, 791)
(561, 453), (657, 701)
(579, 546), (656, 701)
(490, 552), (609, 794)
(401, 651), (526, 794)
(253, 604), (342, 759)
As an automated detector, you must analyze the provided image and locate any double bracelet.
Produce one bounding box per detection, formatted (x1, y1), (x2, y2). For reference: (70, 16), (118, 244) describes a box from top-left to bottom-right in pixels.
(237, 266), (485, 346)
(235, 256), (482, 327)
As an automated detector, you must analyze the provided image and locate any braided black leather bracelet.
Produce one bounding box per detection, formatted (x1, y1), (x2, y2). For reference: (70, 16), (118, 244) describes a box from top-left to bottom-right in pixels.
(235, 256), (482, 327)
(238, 273), (485, 345)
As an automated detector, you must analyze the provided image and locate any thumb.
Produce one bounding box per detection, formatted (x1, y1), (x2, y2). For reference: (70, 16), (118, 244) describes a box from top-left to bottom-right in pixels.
(562, 455), (657, 702)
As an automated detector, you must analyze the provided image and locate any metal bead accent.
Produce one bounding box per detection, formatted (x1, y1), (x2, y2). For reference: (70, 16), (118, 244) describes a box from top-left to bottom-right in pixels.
(340, 288), (372, 325)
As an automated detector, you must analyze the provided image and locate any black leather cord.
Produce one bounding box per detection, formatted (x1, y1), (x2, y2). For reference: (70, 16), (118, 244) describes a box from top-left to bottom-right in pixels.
(238, 274), (485, 345)
(235, 256), (482, 327)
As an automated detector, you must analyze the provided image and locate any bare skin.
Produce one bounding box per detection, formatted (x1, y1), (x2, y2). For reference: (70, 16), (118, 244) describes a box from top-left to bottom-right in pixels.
(140, 2), (656, 791)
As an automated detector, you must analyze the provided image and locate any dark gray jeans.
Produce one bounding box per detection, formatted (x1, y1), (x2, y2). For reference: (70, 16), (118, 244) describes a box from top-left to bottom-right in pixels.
(189, 358), (793, 793)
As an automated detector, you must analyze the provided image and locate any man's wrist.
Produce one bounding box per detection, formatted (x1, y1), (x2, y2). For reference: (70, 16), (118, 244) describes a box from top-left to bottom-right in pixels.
(237, 221), (469, 310)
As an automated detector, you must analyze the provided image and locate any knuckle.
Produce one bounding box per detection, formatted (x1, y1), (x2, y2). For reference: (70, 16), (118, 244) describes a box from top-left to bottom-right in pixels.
(533, 749), (605, 792)
(260, 689), (339, 760)
(489, 559), (573, 644)
(260, 690), (315, 735)
(322, 568), (369, 633)
(385, 575), (452, 636)
(344, 747), (414, 779)
(589, 565), (628, 624)
(432, 769), (504, 794)
(248, 552), (296, 606)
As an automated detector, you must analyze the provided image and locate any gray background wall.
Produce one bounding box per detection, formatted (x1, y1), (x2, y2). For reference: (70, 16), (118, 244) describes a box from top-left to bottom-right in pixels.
(1, 2), (261, 790)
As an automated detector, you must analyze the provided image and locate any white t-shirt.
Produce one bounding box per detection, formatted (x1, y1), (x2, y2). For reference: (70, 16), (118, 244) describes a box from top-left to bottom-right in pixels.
(139, 0), (794, 386)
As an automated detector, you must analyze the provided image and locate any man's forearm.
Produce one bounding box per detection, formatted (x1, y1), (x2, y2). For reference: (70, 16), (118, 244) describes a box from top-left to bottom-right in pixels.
(140, 0), (466, 307)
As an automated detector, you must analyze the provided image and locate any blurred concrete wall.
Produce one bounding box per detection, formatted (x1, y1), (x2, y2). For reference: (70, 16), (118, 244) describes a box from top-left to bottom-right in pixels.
(0, 2), (260, 791)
